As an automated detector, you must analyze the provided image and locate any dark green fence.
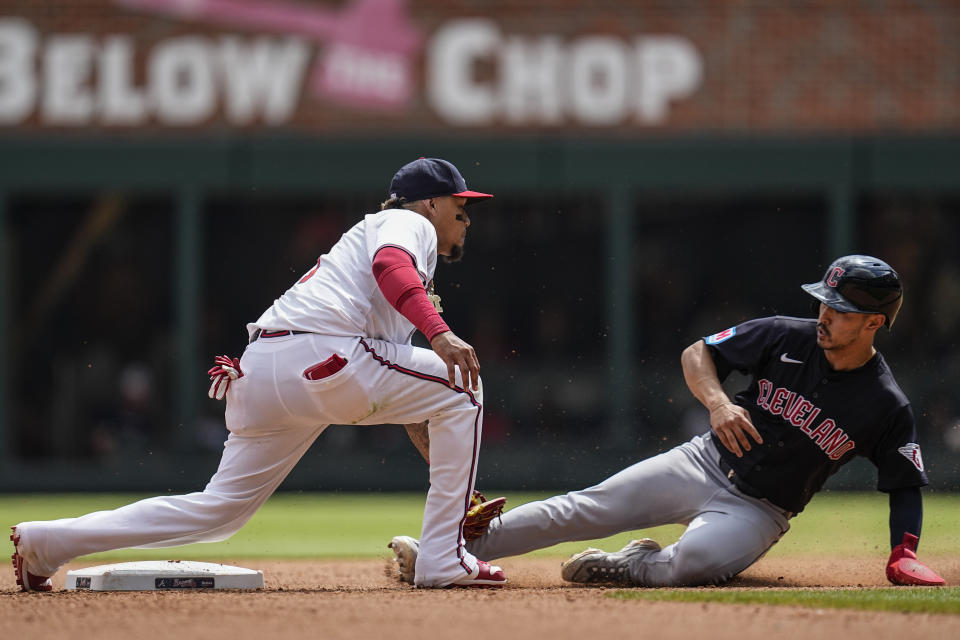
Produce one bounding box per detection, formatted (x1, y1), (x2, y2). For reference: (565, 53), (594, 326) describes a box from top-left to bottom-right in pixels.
(1, 135), (959, 491)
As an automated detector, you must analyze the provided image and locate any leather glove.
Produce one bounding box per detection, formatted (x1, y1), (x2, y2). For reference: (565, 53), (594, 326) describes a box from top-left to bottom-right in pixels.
(463, 490), (506, 541)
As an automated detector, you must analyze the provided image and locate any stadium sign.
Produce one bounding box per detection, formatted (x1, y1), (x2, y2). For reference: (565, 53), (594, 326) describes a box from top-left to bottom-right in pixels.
(0, 19), (310, 125)
(430, 19), (702, 126)
(0, 0), (703, 129)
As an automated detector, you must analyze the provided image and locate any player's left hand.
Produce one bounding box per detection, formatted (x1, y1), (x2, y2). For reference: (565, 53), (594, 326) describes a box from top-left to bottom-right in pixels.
(709, 401), (763, 458)
(207, 355), (243, 400)
(886, 533), (945, 586)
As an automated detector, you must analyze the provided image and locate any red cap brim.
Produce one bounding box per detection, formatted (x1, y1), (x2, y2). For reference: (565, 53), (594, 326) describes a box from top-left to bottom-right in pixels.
(453, 190), (494, 201)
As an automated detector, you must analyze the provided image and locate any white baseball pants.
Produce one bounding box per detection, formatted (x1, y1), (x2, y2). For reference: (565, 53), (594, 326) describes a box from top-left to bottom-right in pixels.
(15, 333), (484, 587)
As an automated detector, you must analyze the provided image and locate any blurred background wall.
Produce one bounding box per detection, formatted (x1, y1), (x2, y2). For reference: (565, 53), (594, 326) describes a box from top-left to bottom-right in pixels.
(0, 0), (958, 492)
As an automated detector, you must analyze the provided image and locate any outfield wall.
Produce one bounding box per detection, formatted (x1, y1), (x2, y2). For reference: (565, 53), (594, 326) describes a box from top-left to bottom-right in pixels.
(1, 137), (959, 492)
(1, 1), (959, 492)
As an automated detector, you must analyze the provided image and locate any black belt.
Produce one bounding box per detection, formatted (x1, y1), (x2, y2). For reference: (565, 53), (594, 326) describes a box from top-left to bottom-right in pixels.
(716, 456), (766, 500)
(250, 329), (312, 343)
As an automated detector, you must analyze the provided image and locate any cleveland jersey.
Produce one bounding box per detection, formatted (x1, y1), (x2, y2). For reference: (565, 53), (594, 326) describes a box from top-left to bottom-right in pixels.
(250, 208), (437, 344)
(704, 316), (927, 513)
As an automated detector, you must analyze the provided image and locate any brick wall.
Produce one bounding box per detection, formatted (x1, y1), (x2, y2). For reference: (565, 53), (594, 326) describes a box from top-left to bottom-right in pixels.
(1, 0), (958, 132)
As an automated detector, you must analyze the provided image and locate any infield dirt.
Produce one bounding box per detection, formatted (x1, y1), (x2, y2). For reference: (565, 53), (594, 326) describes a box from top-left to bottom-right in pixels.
(3, 555), (959, 639)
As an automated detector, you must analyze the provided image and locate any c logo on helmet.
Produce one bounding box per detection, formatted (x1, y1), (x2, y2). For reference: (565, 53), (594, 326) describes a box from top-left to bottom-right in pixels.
(826, 267), (844, 287)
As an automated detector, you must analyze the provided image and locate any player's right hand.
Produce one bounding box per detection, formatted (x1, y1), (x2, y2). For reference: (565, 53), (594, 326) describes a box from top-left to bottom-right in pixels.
(429, 331), (480, 392)
(709, 401), (762, 458)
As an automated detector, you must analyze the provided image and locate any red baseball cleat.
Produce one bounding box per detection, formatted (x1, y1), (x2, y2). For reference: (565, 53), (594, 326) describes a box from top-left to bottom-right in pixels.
(10, 527), (52, 592)
(449, 560), (506, 587)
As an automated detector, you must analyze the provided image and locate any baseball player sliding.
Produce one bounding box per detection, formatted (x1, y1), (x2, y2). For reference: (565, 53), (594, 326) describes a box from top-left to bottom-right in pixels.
(11, 157), (506, 590)
(390, 255), (945, 587)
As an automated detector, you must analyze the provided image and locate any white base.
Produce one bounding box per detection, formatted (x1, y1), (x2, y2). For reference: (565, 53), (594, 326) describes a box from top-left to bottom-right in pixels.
(65, 560), (264, 591)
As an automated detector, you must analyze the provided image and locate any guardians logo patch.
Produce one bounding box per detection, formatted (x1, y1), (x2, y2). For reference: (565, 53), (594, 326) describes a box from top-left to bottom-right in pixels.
(897, 443), (924, 472)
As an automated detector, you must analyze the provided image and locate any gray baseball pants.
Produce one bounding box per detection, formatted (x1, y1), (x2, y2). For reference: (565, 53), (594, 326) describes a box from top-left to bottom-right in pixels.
(468, 433), (792, 586)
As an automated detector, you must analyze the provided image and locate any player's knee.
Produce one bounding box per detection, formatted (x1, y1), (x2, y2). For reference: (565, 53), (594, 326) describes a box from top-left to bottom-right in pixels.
(198, 488), (264, 523)
(657, 544), (726, 587)
(448, 373), (483, 410)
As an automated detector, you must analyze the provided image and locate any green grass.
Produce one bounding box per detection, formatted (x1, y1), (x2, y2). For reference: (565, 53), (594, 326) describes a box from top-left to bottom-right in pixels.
(2, 492), (429, 560)
(2, 491), (959, 562)
(611, 586), (960, 615)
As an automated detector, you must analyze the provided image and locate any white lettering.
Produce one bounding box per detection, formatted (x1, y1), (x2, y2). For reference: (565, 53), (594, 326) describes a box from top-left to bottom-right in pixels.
(43, 34), (95, 124)
(149, 37), (215, 124)
(428, 18), (497, 125)
(219, 36), (309, 125)
(500, 36), (562, 124)
(427, 20), (703, 127)
(568, 37), (628, 125)
(1, 24), (309, 127)
(0, 19), (36, 124)
(99, 36), (146, 125)
(634, 36), (702, 123)
(3, 18), (702, 128)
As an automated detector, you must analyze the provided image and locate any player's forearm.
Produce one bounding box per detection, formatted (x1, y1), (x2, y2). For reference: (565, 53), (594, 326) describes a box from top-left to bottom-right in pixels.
(681, 341), (731, 411)
(888, 486), (923, 549)
(403, 421), (430, 463)
(373, 246), (450, 341)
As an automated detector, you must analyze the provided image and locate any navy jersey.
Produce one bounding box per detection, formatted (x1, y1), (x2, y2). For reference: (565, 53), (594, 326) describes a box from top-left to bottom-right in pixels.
(703, 316), (927, 514)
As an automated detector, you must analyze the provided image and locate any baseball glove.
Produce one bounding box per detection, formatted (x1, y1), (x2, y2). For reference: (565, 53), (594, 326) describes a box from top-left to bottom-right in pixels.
(463, 490), (506, 541)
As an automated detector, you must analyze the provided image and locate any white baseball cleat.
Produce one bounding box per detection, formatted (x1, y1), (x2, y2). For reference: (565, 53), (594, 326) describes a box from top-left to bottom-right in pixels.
(560, 538), (661, 585)
(387, 535), (420, 584)
(388, 536), (506, 587)
(10, 526), (53, 592)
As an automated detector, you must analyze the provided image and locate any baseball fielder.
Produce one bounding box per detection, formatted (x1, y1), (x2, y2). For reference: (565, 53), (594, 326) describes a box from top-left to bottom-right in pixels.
(390, 255), (945, 587)
(11, 157), (506, 590)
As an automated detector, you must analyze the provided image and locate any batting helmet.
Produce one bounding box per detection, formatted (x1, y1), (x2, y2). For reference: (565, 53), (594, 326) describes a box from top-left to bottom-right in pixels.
(801, 255), (903, 328)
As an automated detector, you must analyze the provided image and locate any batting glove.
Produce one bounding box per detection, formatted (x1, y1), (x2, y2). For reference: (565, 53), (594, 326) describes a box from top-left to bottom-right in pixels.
(886, 533), (945, 586)
(208, 355), (243, 400)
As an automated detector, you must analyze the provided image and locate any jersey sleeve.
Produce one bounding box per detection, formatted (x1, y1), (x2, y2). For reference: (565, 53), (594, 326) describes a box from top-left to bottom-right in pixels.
(703, 317), (779, 381)
(871, 404), (929, 491)
(369, 209), (437, 283)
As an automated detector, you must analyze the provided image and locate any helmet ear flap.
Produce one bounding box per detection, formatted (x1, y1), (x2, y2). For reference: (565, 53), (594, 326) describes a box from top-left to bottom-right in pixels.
(884, 293), (903, 331)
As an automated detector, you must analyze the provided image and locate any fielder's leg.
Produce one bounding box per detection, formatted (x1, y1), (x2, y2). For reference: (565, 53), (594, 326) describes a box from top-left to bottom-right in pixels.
(345, 337), (488, 587)
(222, 333), (492, 587)
(12, 425), (326, 579)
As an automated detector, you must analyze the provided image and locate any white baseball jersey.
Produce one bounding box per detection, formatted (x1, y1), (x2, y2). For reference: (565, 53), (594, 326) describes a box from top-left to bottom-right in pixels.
(250, 208), (438, 344)
(12, 194), (488, 589)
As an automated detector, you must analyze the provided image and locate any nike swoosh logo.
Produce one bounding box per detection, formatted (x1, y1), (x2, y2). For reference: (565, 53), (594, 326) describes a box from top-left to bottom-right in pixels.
(780, 353), (803, 364)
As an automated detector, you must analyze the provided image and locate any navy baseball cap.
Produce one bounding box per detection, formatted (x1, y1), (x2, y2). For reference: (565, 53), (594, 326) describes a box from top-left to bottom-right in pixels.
(389, 158), (493, 203)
